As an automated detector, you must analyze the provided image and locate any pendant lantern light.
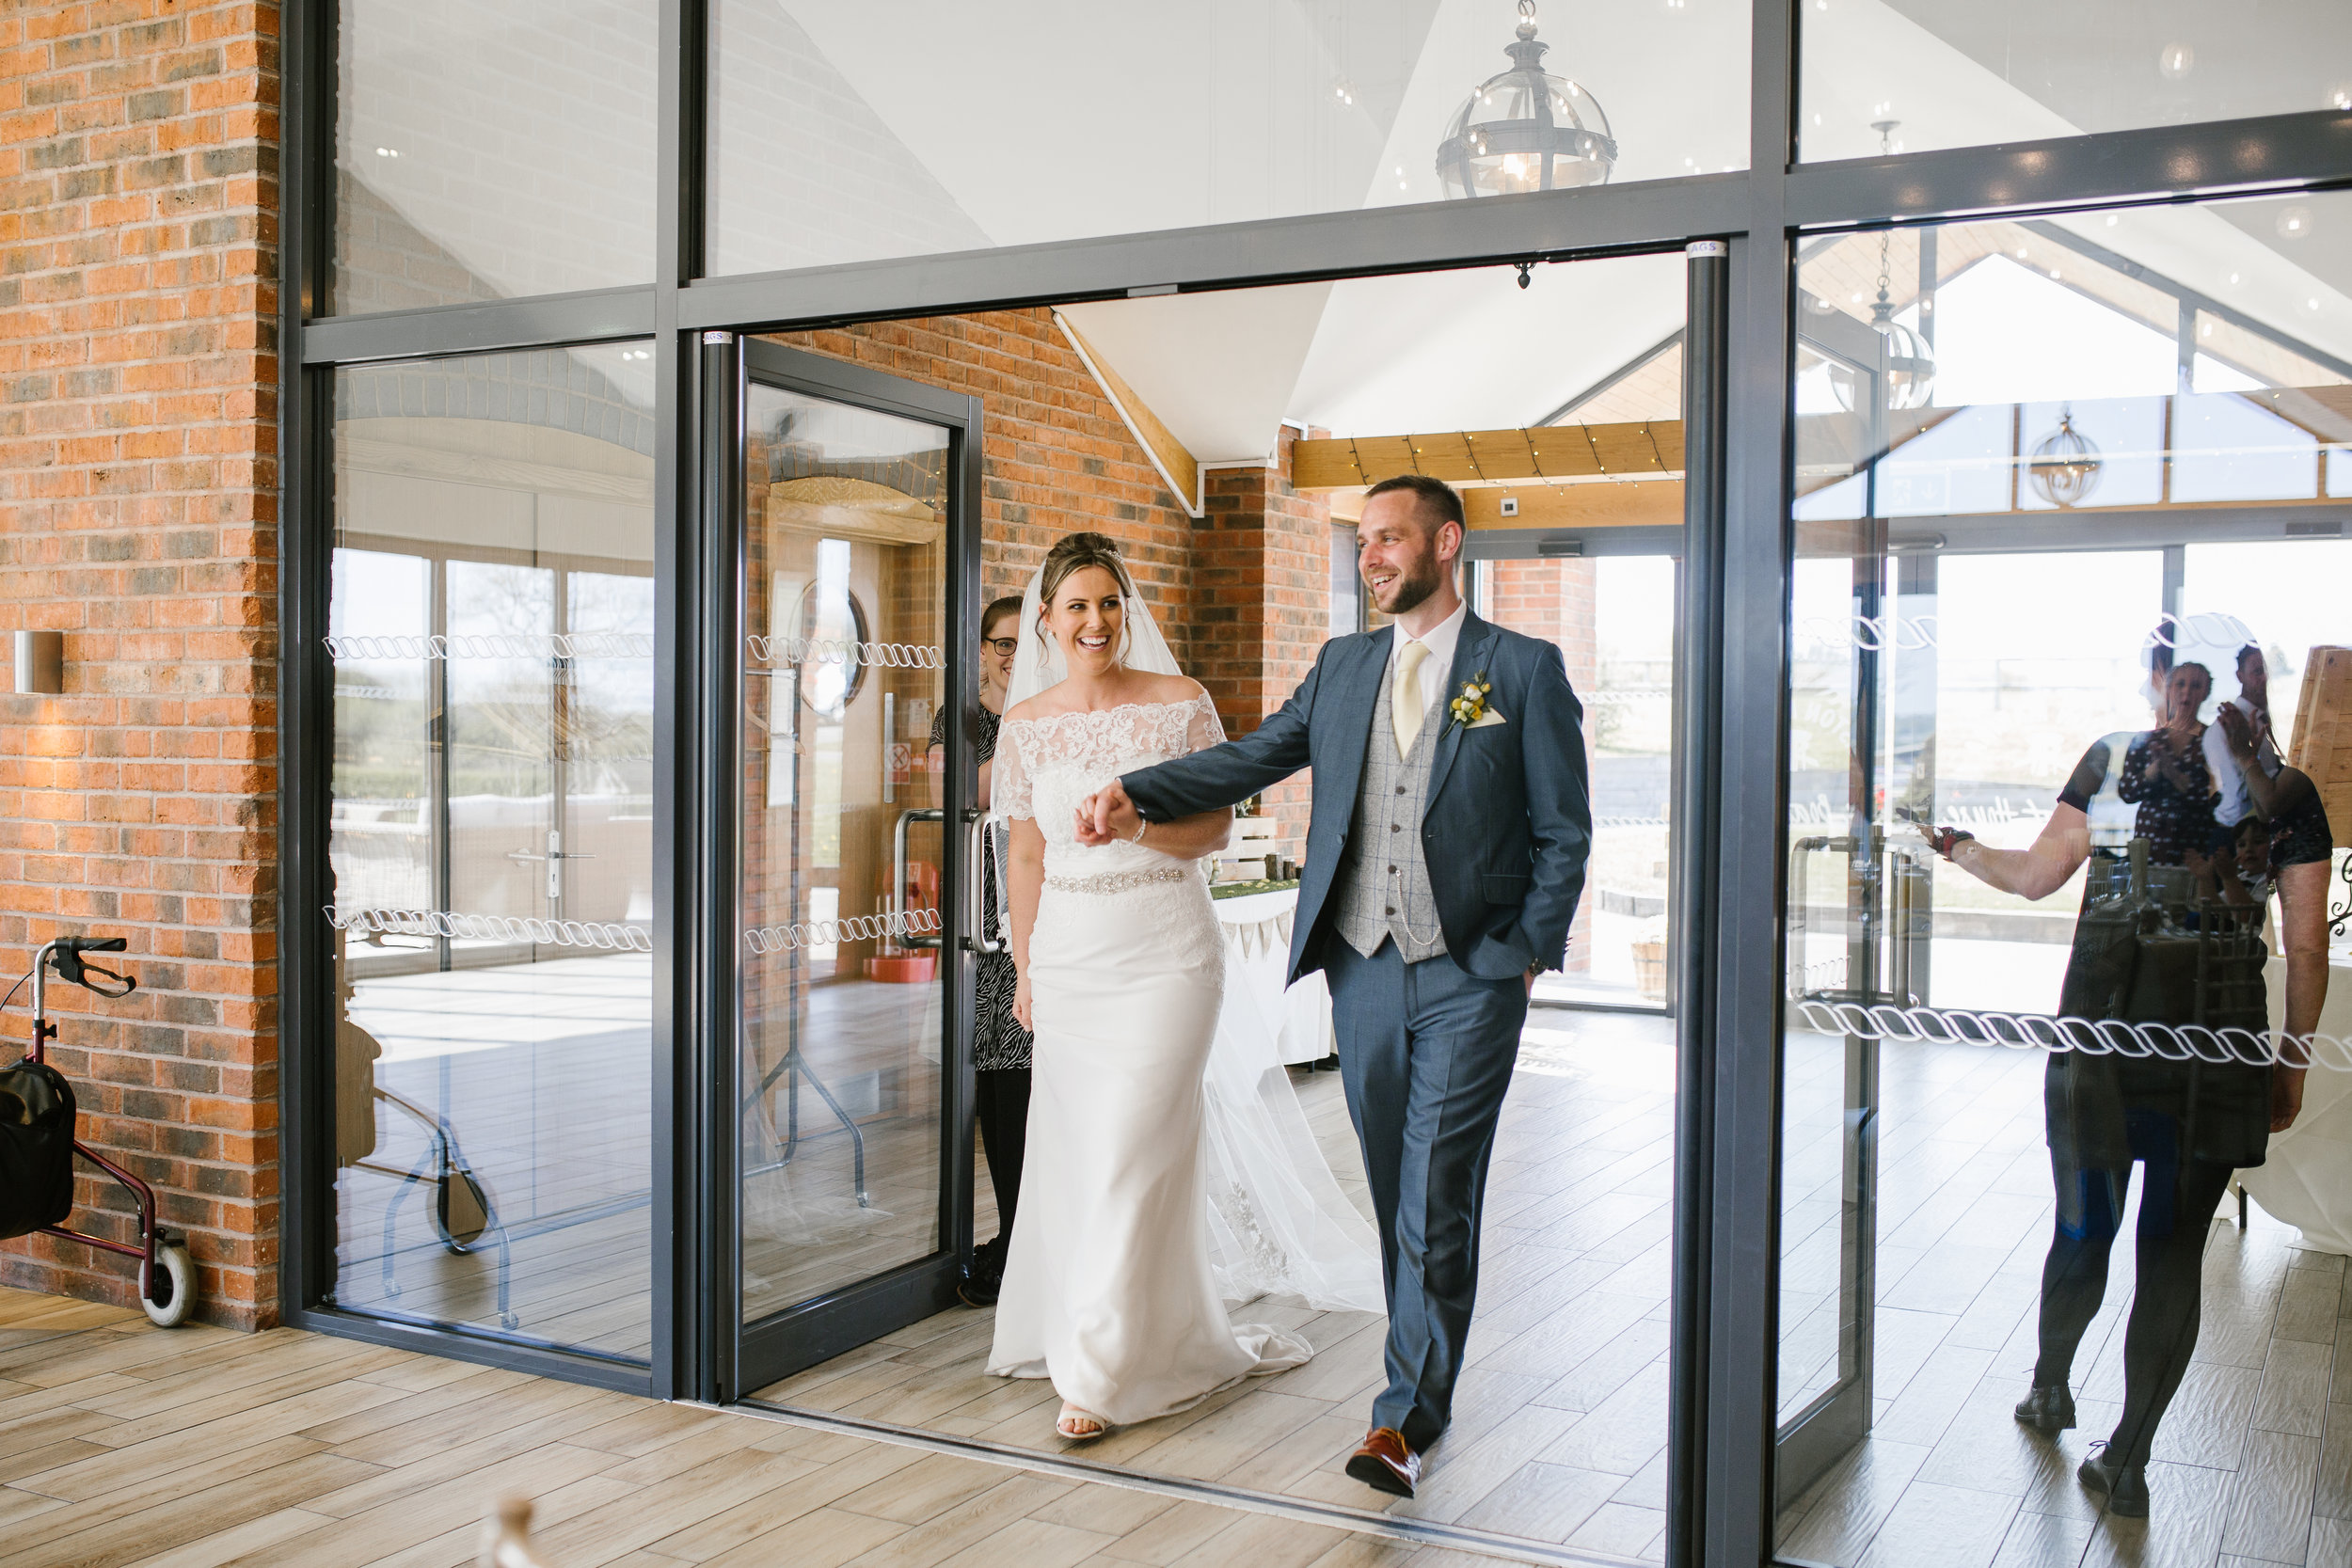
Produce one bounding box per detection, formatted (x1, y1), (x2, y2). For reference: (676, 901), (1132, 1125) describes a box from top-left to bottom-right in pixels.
(2027, 406), (2104, 508)
(1435, 2), (1616, 198)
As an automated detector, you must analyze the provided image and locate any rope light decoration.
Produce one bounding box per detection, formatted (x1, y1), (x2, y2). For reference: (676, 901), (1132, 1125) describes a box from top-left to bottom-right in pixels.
(743, 908), (942, 956)
(326, 907), (652, 953)
(1794, 609), (2253, 656)
(324, 633), (655, 661)
(742, 636), (944, 669)
(1790, 998), (2352, 1073)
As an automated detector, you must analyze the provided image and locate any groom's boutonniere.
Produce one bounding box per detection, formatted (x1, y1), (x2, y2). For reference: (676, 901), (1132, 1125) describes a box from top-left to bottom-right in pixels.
(1448, 673), (1495, 731)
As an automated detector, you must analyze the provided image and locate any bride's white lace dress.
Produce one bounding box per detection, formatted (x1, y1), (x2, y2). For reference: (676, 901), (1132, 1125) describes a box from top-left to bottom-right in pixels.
(985, 692), (1315, 1422)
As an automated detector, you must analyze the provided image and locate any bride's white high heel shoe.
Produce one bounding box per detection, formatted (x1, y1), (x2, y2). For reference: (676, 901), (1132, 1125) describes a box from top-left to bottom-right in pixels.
(1057, 1402), (1108, 1442)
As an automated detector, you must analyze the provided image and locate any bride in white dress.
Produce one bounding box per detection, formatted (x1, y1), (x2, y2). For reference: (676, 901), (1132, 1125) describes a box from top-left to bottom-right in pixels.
(984, 532), (1371, 1441)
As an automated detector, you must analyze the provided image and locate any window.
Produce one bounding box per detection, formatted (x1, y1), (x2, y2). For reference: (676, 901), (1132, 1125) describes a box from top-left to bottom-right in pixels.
(333, 0), (659, 313)
(706, 0), (1751, 277)
(1800, 3), (2352, 162)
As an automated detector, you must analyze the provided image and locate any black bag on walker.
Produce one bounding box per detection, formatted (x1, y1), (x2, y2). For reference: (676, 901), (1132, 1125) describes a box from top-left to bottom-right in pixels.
(0, 1058), (76, 1240)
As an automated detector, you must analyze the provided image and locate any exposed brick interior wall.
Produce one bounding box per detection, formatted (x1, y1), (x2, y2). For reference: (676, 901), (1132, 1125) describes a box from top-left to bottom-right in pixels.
(761, 312), (1196, 676)
(0, 1), (281, 1326)
(1189, 429), (1331, 858)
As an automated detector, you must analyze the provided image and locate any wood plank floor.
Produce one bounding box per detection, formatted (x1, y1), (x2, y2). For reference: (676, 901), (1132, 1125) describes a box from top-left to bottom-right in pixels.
(757, 1011), (1684, 1565)
(0, 1285), (1543, 1568)
(1773, 1030), (2352, 1568)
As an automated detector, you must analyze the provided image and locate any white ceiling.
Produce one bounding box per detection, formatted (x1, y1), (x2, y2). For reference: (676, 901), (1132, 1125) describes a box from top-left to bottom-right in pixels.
(1057, 285), (1329, 465)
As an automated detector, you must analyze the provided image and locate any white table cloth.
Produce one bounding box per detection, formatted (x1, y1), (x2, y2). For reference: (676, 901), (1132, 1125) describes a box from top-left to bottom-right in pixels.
(1213, 886), (1335, 1068)
(2238, 955), (2352, 1254)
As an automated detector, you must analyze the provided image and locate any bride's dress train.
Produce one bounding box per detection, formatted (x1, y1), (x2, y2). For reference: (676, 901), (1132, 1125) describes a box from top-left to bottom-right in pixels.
(985, 694), (1317, 1424)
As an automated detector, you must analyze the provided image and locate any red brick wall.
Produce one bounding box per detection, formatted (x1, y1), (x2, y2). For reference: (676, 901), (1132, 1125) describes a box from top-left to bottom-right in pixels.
(1190, 430), (1332, 856)
(761, 310), (1196, 676)
(0, 1), (281, 1326)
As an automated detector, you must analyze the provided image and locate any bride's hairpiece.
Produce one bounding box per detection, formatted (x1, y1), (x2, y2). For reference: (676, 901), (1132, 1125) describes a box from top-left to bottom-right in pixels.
(1037, 531), (1136, 604)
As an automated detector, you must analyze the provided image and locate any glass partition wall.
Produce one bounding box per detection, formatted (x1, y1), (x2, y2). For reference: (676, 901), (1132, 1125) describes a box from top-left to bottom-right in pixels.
(326, 344), (659, 1360)
(280, 3), (2352, 1562)
(1775, 192), (2352, 1566)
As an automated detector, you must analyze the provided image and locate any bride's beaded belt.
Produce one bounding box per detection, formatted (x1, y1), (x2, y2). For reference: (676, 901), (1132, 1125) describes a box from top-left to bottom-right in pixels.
(1042, 864), (1195, 895)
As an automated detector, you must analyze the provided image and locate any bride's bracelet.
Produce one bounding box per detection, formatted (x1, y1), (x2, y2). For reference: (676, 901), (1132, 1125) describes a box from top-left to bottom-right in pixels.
(1130, 816), (1149, 844)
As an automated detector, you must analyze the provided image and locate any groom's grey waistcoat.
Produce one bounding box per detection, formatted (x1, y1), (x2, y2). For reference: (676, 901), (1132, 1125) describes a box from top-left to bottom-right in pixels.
(1333, 653), (1447, 963)
(1118, 611), (1592, 986)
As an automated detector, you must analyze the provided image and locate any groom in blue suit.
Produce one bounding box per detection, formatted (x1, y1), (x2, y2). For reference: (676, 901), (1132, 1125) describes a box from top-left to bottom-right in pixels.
(1081, 474), (1591, 1496)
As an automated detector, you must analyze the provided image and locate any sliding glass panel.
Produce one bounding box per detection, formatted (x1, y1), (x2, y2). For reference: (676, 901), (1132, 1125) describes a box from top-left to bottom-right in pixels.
(707, 0), (1751, 276)
(1775, 194), (2352, 1565)
(1800, 4), (2352, 162)
(327, 342), (657, 1362)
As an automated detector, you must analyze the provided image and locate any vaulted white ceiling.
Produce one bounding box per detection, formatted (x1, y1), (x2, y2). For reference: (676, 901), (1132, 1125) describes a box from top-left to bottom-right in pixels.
(339, 1), (2352, 459)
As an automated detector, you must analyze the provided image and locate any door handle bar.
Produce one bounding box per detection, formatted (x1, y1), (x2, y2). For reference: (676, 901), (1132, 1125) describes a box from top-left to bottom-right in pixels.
(892, 809), (945, 949)
(964, 809), (1007, 956)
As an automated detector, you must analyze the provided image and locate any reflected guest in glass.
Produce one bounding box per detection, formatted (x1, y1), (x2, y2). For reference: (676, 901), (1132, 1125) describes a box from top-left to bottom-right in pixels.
(1921, 640), (2333, 1519)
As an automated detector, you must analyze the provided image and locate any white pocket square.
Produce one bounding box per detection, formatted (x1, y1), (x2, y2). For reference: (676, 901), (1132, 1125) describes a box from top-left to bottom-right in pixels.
(1467, 709), (1508, 728)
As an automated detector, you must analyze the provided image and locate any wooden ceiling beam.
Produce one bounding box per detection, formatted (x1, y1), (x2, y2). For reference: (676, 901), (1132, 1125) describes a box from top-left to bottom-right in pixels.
(1464, 481), (1683, 531)
(1292, 420), (1686, 491)
(1053, 310), (1202, 517)
(1327, 479), (1684, 531)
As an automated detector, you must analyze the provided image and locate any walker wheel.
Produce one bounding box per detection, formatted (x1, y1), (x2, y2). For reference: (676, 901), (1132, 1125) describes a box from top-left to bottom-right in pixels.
(141, 1243), (195, 1328)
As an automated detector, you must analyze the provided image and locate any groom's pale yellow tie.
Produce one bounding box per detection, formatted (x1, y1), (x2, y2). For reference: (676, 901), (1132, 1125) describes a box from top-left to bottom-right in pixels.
(1393, 640), (1431, 757)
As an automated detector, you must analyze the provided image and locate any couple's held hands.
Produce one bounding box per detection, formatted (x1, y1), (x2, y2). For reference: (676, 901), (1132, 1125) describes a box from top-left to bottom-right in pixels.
(1074, 779), (1142, 847)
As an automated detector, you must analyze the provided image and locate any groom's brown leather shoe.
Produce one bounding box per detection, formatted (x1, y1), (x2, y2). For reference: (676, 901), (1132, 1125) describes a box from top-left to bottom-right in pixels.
(1345, 1427), (1419, 1497)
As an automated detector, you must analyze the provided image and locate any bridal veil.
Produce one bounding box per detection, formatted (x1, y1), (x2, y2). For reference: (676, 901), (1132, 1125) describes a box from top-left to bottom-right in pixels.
(998, 555), (1383, 1314)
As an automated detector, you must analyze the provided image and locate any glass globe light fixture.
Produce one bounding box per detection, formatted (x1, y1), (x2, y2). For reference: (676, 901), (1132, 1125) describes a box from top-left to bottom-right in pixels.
(1828, 272), (1937, 413)
(2027, 406), (2104, 508)
(1435, 1), (1616, 198)
(1829, 126), (1936, 414)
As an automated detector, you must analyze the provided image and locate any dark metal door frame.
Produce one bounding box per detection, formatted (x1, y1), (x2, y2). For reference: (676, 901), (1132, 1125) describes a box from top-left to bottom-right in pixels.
(703, 335), (985, 1401)
(268, 0), (2352, 1557)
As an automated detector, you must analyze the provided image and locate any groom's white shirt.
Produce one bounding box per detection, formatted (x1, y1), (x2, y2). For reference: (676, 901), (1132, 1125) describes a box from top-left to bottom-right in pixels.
(1390, 598), (1468, 719)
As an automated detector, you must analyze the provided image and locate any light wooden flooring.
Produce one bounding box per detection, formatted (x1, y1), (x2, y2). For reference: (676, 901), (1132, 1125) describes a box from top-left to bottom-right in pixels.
(332, 958), (950, 1357)
(0, 1285), (1544, 1568)
(757, 1012), (1684, 1565)
(337, 954), (657, 1358)
(1773, 1030), (2352, 1568)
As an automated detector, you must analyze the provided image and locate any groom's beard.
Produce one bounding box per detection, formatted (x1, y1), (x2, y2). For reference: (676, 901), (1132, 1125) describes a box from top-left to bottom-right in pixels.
(1371, 550), (1445, 617)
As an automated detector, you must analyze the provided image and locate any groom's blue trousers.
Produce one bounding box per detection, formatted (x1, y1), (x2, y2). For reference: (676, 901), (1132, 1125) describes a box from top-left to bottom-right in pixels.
(1323, 939), (1528, 1451)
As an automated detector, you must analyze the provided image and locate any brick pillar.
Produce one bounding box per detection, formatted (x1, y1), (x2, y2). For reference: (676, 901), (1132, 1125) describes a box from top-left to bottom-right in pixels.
(1188, 429), (1330, 860)
(0, 2), (281, 1326)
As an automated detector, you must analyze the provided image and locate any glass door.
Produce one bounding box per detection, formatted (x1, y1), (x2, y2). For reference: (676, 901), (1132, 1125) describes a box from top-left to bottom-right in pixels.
(727, 339), (981, 1395)
(326, 341), (660, 1363)
(1774, 196), (2352, 1562)
(1471, 549), (1682, 1010)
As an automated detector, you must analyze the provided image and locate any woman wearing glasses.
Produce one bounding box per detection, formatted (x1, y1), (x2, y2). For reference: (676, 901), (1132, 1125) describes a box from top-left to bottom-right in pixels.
(929, 595), (1032, 1305)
